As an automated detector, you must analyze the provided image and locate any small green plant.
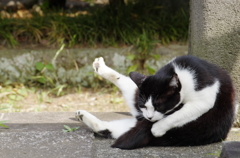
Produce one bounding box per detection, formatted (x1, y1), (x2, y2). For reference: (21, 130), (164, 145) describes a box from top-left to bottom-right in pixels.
(34, 62), (55, 84)
(0, 120), (8, 128)
(206, 150), (221, 157)
(30, 44), (68, 102)
(32, 44), (65, 86)
(0, 108), (9, 128)
(62, 125), (79, 132)
(127, 31), (160, 75)
(127, 53), (160, 75)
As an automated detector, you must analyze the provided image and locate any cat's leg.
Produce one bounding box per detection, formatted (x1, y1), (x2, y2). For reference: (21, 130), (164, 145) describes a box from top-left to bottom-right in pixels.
(92, 57), (138, 117)
(111, 119), (154, 150)
(75, 110), (137, 139)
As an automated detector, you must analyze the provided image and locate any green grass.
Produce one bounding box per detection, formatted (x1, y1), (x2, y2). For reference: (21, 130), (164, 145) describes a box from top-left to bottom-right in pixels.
(0, 108), (9, 128)
(206, 150), (221, 157)
(0, 0), (189, 48)
(62, 125), (79, 132)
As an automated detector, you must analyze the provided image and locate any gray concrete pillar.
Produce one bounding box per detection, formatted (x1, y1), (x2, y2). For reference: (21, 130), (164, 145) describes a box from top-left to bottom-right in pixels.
(220, 141), (240, 158)
(188, 0), (240, 125)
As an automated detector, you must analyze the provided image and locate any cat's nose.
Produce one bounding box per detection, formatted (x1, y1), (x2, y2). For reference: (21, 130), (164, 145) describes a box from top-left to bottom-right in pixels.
(147, 117), (153, 120)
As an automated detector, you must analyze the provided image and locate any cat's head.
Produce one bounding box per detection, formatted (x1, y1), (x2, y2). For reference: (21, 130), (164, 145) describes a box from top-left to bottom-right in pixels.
(130, 71), (182, 122)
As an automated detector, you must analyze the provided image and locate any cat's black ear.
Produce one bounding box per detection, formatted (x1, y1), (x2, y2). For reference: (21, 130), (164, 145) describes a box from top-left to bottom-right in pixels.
(169, 74), (179, 88)
(129, 72), (146, 87)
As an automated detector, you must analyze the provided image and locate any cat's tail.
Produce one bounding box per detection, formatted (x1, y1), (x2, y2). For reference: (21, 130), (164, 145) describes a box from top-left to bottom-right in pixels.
(111, 119), (154, 150)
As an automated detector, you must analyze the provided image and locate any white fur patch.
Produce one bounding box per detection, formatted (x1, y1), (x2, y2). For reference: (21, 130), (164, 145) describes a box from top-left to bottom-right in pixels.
(115, 76), (138, 117)
(105, 118), (137, 138)
(141, 97), (164, 122)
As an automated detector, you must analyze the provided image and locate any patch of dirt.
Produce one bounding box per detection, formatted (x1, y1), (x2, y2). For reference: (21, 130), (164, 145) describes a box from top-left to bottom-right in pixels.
(28, 91), (129, 112)
(0, 87), (130, 113)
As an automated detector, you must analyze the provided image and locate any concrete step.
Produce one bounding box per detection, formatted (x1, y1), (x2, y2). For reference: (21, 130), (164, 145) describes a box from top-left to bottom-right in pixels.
(0, 112), (239, 158)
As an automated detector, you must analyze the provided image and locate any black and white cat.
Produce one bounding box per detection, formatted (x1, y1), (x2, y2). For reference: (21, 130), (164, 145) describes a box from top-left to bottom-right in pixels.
(75, 55), (238, 149)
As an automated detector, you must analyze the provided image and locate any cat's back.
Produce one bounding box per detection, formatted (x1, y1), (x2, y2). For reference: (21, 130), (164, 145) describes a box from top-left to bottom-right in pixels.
(170, 55), (232, 90)
(172, 55), (220, 72)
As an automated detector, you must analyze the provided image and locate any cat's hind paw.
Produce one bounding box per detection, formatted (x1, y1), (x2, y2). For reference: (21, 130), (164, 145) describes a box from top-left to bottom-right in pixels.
(92, 57), (120, 83)
(75, 110), (85, 121)
(92, 57), (106, 75)
(75, 109), (109, 134)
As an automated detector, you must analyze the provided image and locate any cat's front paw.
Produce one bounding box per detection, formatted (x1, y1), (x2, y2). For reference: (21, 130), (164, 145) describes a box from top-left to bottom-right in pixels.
(151, 123), (167, 137)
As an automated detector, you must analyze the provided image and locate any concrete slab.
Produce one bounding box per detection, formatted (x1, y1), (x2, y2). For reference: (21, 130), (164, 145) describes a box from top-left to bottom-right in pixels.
(92, 136), (223, 158)
(0, 112), (94, 158)
(0, 112), (239, 158)
(0, 130), (94, 158)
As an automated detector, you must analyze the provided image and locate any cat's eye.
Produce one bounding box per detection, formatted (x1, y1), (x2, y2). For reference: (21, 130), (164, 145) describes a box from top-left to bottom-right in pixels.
(139, 105), (146, 108)
(155, 106), (161, 111)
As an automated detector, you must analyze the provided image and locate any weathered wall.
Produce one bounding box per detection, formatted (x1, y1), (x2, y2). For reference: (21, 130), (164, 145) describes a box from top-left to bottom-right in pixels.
(189, 0), (240, 125)
(0, 45), (187, 87)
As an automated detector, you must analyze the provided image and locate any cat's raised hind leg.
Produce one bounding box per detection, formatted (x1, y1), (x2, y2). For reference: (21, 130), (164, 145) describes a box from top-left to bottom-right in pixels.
(93, 57), (138, 117)
(75, 110), (137, 139)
